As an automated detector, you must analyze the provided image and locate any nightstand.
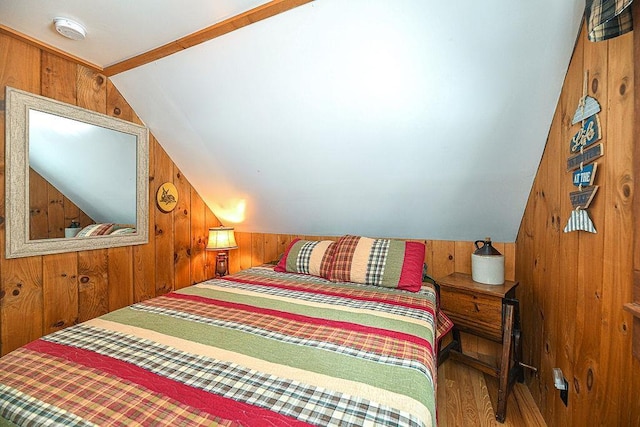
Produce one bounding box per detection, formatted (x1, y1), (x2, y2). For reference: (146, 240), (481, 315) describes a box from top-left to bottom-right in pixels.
(437, 272), (524, 423)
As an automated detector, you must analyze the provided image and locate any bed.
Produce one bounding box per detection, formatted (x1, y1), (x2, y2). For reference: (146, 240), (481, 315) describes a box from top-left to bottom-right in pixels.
(0, 236), (452, 427)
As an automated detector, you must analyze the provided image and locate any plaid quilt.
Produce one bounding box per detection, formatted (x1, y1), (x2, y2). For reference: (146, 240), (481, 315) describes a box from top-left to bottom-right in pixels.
(586, 0), (633, 42)
(0, 266), (451, 427)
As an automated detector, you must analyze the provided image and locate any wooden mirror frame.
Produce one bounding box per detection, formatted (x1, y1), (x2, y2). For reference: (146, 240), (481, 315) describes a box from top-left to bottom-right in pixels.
(5, 87), (149, 258)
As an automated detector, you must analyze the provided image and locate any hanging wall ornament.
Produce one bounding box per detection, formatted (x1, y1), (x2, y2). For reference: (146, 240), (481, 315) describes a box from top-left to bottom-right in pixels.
(572, 162), (597, 187)
(156, 182), (178, 213)
(567, 72), (604, 174)
(564, 209), (597, 233)
(569, 185), (598, 210)
(570, 114), (601, 153)
(567, 143), (603, 171)
(571, 95), (601, 125)
(564, 70), (601, 234)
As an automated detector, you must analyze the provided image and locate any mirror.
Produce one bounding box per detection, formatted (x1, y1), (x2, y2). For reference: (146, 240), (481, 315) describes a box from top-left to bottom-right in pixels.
(5, 87), (149, 258)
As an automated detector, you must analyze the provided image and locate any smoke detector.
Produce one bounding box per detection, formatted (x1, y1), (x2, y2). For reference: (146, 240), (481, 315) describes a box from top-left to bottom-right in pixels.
(53, 18), (86, 40)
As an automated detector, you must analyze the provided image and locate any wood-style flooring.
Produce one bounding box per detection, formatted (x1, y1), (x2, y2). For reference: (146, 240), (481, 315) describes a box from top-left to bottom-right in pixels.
(437, 360), (547, 426)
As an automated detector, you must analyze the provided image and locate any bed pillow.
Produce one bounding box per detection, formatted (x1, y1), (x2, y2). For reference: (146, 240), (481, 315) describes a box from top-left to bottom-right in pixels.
(109, 226), (136, 235)
(75, 223), (114, 237)
(328, 235), (425, 292)
(274, 238), (336, 278)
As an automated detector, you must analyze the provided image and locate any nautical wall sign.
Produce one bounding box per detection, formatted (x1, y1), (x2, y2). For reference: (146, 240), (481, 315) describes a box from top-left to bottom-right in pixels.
(570, 185), (598, 210)
(565, 73), (601, 234)
(567, 143), (603, 171)
(564, 209), (597, 233)
(572, 163), (597, 187)
(570, 114), (601, 153)
(571, 95), (601, 125)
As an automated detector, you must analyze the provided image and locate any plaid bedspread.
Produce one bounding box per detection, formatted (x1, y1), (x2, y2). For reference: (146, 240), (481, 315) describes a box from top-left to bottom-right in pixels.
(0, 266), (451, 427)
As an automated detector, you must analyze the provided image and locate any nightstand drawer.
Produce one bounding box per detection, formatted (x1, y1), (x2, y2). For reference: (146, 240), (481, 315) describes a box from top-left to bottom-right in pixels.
(440, 287), (503, 341)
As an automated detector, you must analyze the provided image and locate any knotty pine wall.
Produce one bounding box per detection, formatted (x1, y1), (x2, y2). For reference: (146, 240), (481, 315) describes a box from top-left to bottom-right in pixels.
(29, 168), (94, 240)
(516, 22), (639, 426)
(0, 33), (221, 356)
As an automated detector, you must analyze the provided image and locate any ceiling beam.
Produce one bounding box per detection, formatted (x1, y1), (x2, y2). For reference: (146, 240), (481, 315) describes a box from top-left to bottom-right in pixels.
(0, 24), (103, 73)
(103, 0), (314, 77)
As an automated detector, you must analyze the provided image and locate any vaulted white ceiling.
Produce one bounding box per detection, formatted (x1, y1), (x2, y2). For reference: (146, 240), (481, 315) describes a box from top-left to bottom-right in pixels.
(0, 0), (585, 242)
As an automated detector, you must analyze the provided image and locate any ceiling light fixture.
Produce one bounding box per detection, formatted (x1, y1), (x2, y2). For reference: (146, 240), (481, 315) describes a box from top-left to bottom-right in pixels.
(53, 18), (86, 41)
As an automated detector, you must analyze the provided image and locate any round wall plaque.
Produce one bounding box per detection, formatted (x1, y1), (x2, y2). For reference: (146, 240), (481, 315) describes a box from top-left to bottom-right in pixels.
(156, 182), (178, 213)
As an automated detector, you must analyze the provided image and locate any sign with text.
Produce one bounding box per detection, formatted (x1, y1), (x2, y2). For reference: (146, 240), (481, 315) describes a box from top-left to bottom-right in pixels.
(572, 163), (597, 187)
(570, 185), (599, 209)
(570, 114), (600, 153)
(567, 143), (603, 172)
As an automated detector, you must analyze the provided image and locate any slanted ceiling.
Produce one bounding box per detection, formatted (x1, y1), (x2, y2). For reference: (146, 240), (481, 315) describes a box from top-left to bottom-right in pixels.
(0, 0), (585, 242)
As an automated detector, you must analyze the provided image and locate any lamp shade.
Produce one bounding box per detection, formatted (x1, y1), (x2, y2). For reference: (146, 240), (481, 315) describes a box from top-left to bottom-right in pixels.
(206, 227), (238, 251)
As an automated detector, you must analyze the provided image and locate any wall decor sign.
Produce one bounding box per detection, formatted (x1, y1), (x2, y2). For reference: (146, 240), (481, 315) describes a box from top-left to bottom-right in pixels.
(572, 163), (597, 187)
(156, 182), (178, 213)
(567, 143), (604, 171)
(571, 95), (601, 124)
(570, 114), (601, 153)
(564, 208), (597, 233)
(569, 185), (598, 210)
(564, 71), (602, 234)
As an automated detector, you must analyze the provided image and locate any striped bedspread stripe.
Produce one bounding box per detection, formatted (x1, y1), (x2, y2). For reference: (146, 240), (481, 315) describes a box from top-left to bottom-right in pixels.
(0, 266), (446, 427)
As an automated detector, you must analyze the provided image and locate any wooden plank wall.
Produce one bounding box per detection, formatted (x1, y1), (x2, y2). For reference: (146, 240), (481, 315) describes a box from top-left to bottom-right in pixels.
(0, 33), (221, 355)
(633, 3), (640, 424)
(29, 168), (94, 240)
(515, 22), (637, 426)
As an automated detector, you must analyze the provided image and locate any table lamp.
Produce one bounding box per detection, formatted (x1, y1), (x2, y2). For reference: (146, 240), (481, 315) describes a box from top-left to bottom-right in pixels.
(206, 226), (238, 277)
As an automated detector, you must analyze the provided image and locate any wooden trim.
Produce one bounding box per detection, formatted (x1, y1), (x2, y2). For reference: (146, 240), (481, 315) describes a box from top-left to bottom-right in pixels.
(103, 0), (314, 76)
(0, 24), (103, 73)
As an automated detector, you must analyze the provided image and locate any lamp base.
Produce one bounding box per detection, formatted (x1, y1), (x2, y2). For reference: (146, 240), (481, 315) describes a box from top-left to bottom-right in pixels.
(216, 251), (229, 277)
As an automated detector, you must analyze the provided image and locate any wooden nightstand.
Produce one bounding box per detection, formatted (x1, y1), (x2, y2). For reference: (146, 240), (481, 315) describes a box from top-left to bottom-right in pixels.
(437, 272), (524, 423)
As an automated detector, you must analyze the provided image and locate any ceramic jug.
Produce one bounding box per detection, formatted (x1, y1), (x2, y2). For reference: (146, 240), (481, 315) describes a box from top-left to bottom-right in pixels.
(471, 237), (505, 285)
(473, 238), (502, 256)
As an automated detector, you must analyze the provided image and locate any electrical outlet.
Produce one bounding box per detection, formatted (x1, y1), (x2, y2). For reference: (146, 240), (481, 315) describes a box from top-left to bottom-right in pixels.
(553, 368), (569, 406)
(560, 386), (568, 406)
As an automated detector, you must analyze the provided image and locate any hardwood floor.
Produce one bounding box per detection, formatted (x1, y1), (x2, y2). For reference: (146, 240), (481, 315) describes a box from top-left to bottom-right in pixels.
(437, 360), (546, 426)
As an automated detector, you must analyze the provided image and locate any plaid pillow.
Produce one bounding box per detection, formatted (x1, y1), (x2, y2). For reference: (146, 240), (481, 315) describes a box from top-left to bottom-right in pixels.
(274, 238), (336, 279)
(328, 235), (425, 292)
(75, 223), (114, 237)
(109, 227), (136, 235)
